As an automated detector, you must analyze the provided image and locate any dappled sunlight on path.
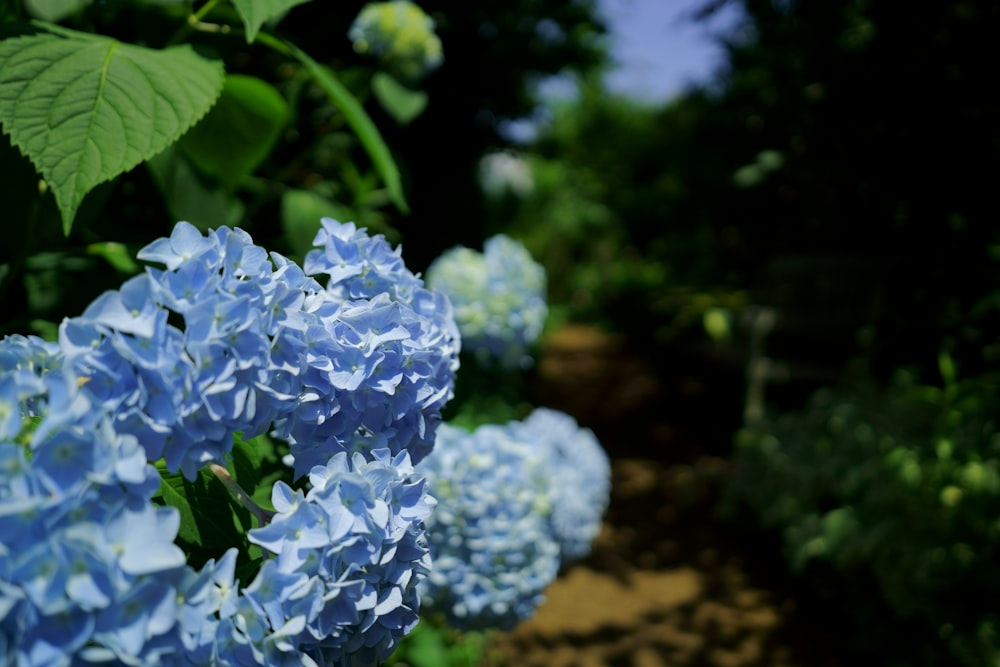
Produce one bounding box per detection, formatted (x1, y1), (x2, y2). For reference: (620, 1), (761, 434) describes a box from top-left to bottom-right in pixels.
(488, 325), (845, 667)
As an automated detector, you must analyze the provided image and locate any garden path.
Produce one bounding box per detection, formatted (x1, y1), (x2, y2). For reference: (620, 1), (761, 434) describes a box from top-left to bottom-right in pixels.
(487, 325), (846, 667)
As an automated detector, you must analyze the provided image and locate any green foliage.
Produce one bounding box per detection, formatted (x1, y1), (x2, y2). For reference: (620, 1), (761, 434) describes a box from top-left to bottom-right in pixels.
(0, 0), (442, 338)
(386, 619), (492, 667)
(0, 24), (225, 233)
(154, 463), (254, 566)
(147, 145), (247, 231)
(178, 74), (290, 190)
(151, 432), (282, 577)
(724, 369), (1000, 665)
(372, 72), (428, 125)
(277, 36), (409, 213)
(231, 0), (312, 42)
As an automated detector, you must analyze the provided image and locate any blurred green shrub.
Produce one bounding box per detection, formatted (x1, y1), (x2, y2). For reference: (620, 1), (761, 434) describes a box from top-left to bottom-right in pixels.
(725, 363), (1000, 665)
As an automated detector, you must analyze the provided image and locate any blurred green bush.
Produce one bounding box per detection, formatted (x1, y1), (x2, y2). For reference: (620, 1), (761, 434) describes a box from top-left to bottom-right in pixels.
(724, 361), (1000, 666)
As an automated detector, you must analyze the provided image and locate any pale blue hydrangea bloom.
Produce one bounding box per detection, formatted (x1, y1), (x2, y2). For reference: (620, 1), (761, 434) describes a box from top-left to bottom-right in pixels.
(510, 408), (611, 562)
(425, 235), (547, 369)
(285, 218), (461, 475)
(415, 423), (560, 631)
(0, 345), (432, 666)
(242, 448), (434, 666)
(349, 0), (443, 80)
(1, 220), (454, 665)
(59, 223), (324, 479)
(0, 343), (190, 666)
(59, 220), (458, 480)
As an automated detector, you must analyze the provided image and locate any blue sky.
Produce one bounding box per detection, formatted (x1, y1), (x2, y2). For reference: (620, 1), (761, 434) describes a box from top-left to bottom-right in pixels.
(501, 0), (742, 140)
(596, 0), (743, 102)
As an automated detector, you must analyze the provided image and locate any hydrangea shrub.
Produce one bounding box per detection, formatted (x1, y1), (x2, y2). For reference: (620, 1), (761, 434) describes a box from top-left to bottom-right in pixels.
(425, 234), (547, 369)
(1, 219), (457, 666)
(511, 408), (611, 562)
(415, 409), (609, 630)
(415, 422), (561, 631)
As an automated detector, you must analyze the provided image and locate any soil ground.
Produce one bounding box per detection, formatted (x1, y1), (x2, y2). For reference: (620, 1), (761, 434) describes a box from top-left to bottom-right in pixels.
(486, 324), (848, 667)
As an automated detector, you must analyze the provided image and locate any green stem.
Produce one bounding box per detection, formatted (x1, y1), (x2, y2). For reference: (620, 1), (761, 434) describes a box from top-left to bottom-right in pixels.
(209, 462), (275, 527)
(255, 31), (410, 214)
(167, 0), (228, 45)
(191, 0), (222, 23)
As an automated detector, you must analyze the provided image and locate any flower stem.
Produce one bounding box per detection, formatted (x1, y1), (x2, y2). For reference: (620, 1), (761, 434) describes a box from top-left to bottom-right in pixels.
(209, 463), (275, 527)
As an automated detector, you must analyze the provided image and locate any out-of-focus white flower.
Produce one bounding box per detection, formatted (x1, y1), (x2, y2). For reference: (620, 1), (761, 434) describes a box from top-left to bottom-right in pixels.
(479, 151), (535, 198)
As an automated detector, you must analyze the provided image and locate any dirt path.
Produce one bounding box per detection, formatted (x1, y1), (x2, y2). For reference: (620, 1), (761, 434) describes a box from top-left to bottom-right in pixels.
(486, 325), (846, 667)
(490, 458), (845, 667)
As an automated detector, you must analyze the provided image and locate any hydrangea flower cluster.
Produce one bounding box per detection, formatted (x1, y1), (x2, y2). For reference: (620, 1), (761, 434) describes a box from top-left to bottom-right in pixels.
(59, 224), (317, 479)
(59, 219), (458, 480)
(288, 218), (461, 474)
(242, 449), (433, 666)
(0, 351), (435, 666)
(425, 235), (547, 369)
(415, 423), (561, 631)
(171, 450), (434, 667)
(414, 408), (610, 630)
(349, 1), (443, 81)
(510, 408), (611, 562)
(1, 219), (456, 665)
(0, 336), (189, 666)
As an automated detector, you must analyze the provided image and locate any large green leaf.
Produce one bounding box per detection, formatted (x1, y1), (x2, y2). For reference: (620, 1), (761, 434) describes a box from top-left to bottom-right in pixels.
(231, 0), (313, 43)
(178, 74), (289, 190)
(0, 26), (225, 234)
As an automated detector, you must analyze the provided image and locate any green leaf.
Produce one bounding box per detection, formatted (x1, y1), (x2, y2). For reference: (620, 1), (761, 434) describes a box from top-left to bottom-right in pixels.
(391, 621), (450, 667)
(230, 432), (264, 497)
(155, 473), (202, 545)
(372, 72), (428, 125)
(178, 74), (289, 190)
(147, 146), (245, 230)
(281, 189), (355, 257)
(231, 0), (313, 43)
(156, 465), (250, 551)
(0, 26), (225, 234)
(279, 38), (409, 213)
(86, 241), (139, 274)
(24, 0), (91, 22)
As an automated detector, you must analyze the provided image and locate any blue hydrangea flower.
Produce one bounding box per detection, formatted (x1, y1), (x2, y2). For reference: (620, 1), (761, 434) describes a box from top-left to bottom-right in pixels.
(58, 223), (324, 479)
(59, 220), (457, 480)
(1, 339), (435, 667)
(425, 234), (547, 369)
(349, 1), (444, 81)
(280, 218), (460, 475)
(173, 548), (242, 665)
(235, 448), (433, 666)
(509, 408), (611, 562)
(415, 423), (560, 631)
(2, 218), (456, 665)
(0, 343), (191, 667)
